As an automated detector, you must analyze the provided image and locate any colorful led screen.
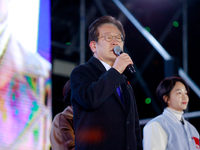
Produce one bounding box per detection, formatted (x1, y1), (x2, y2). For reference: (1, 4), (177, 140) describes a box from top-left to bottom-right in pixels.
(0, 0), (51, 149)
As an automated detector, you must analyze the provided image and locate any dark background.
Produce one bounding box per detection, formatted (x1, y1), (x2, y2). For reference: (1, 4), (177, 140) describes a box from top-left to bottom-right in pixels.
(51, 0), (200, 135)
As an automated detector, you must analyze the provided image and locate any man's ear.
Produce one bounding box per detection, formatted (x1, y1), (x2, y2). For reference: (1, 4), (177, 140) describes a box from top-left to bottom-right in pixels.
(89, 41), (97, 53)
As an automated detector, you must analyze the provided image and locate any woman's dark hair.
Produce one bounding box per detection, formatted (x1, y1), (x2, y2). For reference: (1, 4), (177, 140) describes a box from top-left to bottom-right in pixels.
(156, 77), (189, 109)
(63, 80), (71, 106)
(88, 15), (125, 44)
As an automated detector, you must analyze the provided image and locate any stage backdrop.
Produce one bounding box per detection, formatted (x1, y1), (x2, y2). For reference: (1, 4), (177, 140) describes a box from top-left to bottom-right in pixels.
(0, 0), (51, 149)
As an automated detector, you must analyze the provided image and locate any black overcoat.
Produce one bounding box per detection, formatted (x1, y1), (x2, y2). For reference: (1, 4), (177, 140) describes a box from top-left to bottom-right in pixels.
(70, 57), (143, 150)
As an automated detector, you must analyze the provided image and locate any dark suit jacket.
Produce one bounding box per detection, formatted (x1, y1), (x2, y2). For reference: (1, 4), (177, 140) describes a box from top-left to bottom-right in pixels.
(70, 57), (143, 150)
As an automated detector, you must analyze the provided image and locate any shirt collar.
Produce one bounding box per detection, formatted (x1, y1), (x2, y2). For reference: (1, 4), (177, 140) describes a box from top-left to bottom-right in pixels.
(166, 107), (183, 121)
(99, 60), (111, 71)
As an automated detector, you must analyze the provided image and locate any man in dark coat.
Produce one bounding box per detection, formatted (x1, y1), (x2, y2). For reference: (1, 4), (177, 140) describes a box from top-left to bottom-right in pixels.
(70, 15), (143, 150)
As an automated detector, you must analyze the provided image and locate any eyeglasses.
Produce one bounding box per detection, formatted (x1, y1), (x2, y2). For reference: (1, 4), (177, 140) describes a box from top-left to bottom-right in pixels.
(98, 34), (124, 42)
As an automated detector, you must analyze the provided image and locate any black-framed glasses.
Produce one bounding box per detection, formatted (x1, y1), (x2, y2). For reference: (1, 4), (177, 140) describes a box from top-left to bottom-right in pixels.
(98, 34), (124, 42)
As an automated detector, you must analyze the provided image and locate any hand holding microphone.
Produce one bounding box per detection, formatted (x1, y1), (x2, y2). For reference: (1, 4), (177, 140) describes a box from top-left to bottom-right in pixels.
(113, 46), (136, 75)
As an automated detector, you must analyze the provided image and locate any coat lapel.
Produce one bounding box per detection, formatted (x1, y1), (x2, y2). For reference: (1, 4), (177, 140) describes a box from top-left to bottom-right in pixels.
(89, 57), (107, 74)
(89, 57), (127, 113)
(114, 88), (126, 112)
(121, 75), (132, 116)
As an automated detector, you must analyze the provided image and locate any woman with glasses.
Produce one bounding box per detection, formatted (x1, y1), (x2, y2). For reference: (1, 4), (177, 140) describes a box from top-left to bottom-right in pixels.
(143, 77), (200, 150)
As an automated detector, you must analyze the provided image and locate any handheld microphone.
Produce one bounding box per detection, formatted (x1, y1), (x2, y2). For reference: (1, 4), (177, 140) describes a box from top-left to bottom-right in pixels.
(113, 45), (136, 75)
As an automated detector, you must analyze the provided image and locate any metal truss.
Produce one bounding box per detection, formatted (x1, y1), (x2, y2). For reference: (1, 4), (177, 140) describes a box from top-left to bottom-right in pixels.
(112, 0), (200, 124)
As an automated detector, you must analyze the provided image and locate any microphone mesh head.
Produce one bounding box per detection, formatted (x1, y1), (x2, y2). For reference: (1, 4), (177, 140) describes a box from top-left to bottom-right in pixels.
(113, 46), (122, 56)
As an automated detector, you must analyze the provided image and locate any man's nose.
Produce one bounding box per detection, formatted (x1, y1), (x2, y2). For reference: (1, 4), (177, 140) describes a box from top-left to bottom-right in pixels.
(111, 37), (118, 44)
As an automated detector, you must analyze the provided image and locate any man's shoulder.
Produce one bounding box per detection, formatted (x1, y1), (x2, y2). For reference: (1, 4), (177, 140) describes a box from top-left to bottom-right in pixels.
(71, 61), (91, 74)
(71, 57), (103, 74)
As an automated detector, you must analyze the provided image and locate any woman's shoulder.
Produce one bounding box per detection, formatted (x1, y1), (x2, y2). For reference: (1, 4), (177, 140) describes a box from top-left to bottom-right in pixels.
(146, 114), (166, 125)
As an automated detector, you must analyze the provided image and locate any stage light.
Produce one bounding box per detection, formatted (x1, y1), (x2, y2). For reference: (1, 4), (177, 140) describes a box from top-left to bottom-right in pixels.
(173, 21), (179, 27)
(145, 27), (151, 32)
(145, 98), (151, 104)
(8, 0), (40, 53)
(66, 42), (71, 45)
